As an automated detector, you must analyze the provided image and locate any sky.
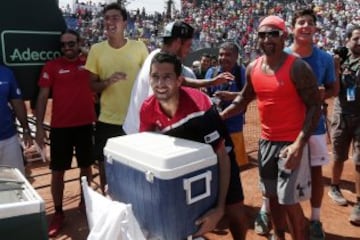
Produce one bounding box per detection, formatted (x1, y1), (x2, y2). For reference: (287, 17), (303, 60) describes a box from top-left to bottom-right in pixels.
(58, 0), (181, 14)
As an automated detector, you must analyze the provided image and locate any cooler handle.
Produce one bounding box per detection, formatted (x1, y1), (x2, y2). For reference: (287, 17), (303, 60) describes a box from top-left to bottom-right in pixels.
(183, 171), (212, 205)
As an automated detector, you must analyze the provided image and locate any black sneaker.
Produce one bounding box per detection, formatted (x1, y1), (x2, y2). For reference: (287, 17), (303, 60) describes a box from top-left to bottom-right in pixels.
(309, 220), (325, 240)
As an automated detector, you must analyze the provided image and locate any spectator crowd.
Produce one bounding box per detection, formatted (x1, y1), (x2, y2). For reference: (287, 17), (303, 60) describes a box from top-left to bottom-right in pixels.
(61, 0), (360, 64)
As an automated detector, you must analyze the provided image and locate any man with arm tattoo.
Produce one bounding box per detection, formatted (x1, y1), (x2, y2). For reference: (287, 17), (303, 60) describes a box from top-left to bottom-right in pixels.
(255, 8), (338, 239)
(221, 15), (321, 240)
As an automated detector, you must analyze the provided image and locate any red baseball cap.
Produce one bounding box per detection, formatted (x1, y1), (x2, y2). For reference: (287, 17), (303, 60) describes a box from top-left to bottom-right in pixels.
(258, 15), (287, 33)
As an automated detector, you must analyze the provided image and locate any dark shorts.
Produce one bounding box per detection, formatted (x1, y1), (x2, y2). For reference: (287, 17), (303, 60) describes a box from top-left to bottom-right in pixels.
(94, 121), (126, 161)
(258, 139), (311, 204)
(50, 124), (94, 171)
(226, 150), (244, 205)
(331, 113), (360, 165)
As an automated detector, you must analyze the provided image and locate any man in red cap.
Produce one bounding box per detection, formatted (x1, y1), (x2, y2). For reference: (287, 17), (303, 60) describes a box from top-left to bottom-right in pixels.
(221, 15), (321, 240)
(255, 9), (338, 239)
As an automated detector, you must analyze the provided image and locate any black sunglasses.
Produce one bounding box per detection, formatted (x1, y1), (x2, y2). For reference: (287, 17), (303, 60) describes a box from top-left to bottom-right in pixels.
(258, 30), (283, 39)
(60, 41), (77, 48)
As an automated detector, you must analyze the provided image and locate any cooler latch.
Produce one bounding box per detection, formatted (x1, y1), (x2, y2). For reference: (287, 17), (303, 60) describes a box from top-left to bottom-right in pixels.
(145, 171), (154, 183)
(105, 154), (113, 164)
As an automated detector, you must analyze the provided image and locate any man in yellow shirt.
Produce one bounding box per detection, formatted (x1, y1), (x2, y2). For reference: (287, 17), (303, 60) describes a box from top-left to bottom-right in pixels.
(85, 3), (148, 193)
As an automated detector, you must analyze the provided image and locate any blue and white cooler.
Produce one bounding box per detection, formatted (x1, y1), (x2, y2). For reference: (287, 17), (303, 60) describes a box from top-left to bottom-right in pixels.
(104, 132), (219, 240)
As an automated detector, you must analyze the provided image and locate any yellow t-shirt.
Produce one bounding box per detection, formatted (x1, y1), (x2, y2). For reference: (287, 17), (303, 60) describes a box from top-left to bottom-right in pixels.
(85, 39), (148, 125)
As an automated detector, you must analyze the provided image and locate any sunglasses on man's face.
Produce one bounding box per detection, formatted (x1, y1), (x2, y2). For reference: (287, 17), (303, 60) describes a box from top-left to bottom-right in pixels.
(258, 30), (283, 39)
(60, 41), (77, 48)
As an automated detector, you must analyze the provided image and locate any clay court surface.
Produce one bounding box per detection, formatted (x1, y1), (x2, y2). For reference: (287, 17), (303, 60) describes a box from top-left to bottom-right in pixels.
(24, 100), (360, 240)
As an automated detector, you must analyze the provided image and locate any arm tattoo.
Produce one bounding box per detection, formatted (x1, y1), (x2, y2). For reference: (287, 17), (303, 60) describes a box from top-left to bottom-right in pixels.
(291, 59), (322, 142)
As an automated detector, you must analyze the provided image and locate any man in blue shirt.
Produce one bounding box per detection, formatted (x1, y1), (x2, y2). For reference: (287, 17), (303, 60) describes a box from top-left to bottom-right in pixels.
(206, 42), (248, 167)
(0, 64), (32, 174)
(285, 9), (337, 239)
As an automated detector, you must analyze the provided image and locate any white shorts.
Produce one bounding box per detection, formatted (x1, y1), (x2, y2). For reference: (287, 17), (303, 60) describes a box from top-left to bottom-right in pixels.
(308, 134), (329, 167)
(0, 135), (25, 174)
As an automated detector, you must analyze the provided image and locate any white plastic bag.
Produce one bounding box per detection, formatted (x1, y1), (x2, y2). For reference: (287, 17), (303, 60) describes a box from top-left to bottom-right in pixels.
(81, 177), (146, 240)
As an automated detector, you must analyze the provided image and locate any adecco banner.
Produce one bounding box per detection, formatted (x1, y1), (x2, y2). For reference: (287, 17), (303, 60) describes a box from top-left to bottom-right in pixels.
(0, 0), (66, 100)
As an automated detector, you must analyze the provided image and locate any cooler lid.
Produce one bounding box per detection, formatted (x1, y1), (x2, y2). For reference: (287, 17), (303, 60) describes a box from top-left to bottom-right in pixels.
(0, 167), (44, 218)
(104, 132), (217, 179)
